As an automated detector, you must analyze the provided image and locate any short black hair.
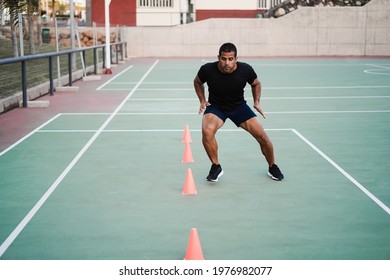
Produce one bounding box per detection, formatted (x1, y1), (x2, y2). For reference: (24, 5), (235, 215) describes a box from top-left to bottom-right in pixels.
(219, 42), (237, 57)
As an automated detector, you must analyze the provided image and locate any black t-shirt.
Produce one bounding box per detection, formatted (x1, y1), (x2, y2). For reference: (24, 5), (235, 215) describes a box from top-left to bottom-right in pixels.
(197, 61), (257, 111)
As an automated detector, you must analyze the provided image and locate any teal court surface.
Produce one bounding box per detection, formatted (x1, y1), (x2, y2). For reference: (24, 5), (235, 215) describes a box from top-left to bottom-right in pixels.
(0, 58), (389, 260)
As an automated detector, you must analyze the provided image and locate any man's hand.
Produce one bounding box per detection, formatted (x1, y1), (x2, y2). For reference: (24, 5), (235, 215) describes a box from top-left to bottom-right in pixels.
(254, 104), (266, 119)
(199, 101), (209, 115)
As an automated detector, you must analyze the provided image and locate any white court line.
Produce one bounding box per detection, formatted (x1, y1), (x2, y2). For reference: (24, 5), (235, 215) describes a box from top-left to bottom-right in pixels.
(261, 96), (390, 100)
(67, 110), (390, 115)
(117, 112), (198, 115)
(292, 129), (390, 216)
(251, 63), (390, 67)
(0, 114), (62, 157)
(263, 85), (390, 90)
(37, 128), (293, 133)
(131, 98), (197, 101)
(266, 110), (390, 114)
(94, 88), (131, 91)
(110, 81), (191, 84)
(122, 110), (388, 115)
(37, 130), (98, 133)
(129, 96), (390, 101)
(61, 112), (111, 115)
(131, 88), (193, 91)
(0, 60), (159, 258)
(96, 65), (133, 91)
(29, 110), (390, 120)
(364, 64), (390, 75)
(98, 85), (390, 91)
(365, 64), (390, 70)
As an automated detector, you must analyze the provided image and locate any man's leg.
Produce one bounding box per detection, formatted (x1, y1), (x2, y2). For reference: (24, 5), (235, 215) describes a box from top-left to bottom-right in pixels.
(240, 116), (284, 180)
(202, 113), (224, 164)
(202, 113), (225, 181)
(240, 117), (275, 167)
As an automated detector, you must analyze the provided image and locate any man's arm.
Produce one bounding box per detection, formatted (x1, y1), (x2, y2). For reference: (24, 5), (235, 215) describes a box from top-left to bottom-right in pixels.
(194, 75), (208, 114)
(251, 78), (266, 119)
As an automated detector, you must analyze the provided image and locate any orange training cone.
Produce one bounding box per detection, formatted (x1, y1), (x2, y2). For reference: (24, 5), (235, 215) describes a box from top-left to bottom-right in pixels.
(182, 142), (194, 163)
(182, 168), (197, 195)
(182, 124), (192, 143)
(184, 228), (204, 260)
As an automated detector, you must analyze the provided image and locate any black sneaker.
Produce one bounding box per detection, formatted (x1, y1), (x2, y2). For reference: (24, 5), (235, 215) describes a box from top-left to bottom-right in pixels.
(268, 164), (284, 181)
(207, 164), (223, 182)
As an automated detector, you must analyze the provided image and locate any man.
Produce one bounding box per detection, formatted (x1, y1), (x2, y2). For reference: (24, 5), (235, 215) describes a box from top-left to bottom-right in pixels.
(193, 42), (284, 182)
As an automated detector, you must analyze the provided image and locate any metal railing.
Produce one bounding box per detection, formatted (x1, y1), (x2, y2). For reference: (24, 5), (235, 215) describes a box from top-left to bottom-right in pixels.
(0, 41), (126, 108)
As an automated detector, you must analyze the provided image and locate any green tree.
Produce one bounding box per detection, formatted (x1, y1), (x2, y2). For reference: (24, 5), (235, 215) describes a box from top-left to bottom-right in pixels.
(24, 0), (39, 54)
(0, 0), (39, 55)
(0, 0), (23, 56)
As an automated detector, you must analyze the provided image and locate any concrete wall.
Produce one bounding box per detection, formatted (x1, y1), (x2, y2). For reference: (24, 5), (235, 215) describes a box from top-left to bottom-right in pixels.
(126, 0), (390, 57)
(194, 0), (259, 10)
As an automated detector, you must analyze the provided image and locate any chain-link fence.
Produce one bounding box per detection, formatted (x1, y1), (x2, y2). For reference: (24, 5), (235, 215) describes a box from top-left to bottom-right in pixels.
(0, 14), (126, 101)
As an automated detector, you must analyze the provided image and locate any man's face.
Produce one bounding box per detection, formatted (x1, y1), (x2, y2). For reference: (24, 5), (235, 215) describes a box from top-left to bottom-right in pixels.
(218, 51), (237, 74)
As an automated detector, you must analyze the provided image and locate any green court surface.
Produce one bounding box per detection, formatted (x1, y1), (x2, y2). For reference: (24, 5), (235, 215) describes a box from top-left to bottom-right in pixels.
(0, 58), (389, 260)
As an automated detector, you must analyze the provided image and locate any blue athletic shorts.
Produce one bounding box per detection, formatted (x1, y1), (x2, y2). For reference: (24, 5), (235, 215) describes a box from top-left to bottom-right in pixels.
(204, 102), (257, 127)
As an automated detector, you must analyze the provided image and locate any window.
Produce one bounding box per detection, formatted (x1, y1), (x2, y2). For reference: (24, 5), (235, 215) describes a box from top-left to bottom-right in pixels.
(139, 0), (173, 8)
(259, 0), (286, 9)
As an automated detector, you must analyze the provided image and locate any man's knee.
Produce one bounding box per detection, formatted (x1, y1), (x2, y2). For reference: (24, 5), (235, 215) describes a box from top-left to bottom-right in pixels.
(202, 114), (223, 133)
(202, 125), (216, 142)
